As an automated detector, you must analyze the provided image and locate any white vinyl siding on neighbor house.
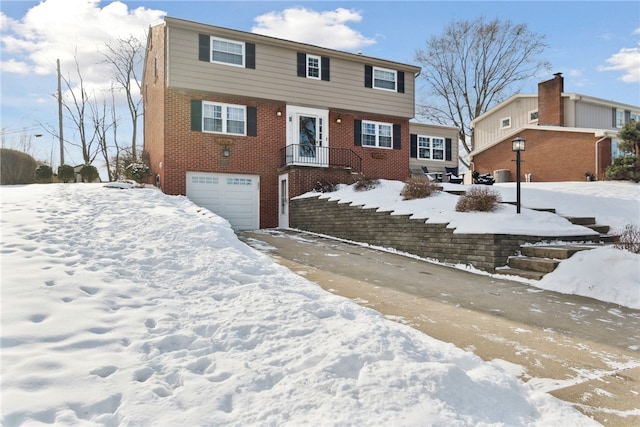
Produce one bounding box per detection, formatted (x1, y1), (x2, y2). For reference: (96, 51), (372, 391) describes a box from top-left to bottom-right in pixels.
(202, 102), (246, 135)
(361, 121), (393, 148)
(166, 19), (418, 119)
(500, 117), (511, 129)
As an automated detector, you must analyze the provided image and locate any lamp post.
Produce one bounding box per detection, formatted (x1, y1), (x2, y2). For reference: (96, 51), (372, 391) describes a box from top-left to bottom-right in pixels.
(512, 137), (526, 214)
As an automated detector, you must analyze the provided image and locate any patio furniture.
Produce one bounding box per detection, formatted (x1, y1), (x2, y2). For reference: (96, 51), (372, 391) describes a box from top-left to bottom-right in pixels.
(421, 166), (442, 182)
(445, 167), (463, 184)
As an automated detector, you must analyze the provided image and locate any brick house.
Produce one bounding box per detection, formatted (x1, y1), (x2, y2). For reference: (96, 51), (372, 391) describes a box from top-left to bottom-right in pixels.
(469, 73), (640, 182)
(142, 17), (421, 230)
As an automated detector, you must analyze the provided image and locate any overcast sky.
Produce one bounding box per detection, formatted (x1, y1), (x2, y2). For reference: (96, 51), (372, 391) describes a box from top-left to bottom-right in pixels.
(1, 0), (639, 168)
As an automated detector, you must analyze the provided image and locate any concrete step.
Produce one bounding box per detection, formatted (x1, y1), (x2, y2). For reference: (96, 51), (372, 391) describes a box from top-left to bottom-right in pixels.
(520, 245), (593, 260)
(508, 256), (559, 273)
(587, 224), (610, 234)
(564, 216), (597, 226)
(600, 234), (620, 243)
(494, 267), (547, 281)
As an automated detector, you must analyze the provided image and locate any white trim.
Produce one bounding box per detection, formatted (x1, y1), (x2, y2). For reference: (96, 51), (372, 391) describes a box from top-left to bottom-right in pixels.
(210, 36), (245, 67)
(306, 54), (321, 80)
(202, 101), (247, 136)
(372, 66), (397, 92)
(361, 120), (393, 149)
(500, 116), (512, 130)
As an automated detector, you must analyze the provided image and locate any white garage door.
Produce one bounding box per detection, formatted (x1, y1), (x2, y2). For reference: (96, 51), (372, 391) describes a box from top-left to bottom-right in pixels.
(186, 172), (260, 230)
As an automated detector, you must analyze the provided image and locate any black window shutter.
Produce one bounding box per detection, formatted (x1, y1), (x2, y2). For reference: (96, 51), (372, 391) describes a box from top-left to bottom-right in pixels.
(297, 52), (306, 77)
(364, 65), (373, 88)
(612, 108), (617, 127)
(393, 124), (401, 150)
(198, 34), (210, 62)
(397, 71), (405, 93)
(321, 57), (330, 81)
(247, 107), (257, 136)
(410, 134), (417, 158)
(625, 110), (631, 123)
(445, 138), (452, 161)
(354, 120), (362, 146)
(245, 43), (255, 69)
(191, 100), (202, 131)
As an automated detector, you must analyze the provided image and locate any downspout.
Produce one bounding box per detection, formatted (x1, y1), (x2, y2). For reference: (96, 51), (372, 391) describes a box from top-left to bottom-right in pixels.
(594, 136), (608, 181)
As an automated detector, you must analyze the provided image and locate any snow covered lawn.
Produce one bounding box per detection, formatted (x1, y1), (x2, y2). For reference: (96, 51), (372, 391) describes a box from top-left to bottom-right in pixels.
(0, 183), (605, 426)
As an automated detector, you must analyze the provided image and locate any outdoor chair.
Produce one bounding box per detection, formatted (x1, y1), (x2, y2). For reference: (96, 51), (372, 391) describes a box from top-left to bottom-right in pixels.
(445, 167), (463, 184)
(421, 166), (443, 182)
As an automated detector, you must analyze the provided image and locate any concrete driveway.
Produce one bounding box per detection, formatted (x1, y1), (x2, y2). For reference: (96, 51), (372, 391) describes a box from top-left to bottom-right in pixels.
(239, 229), (640, 427)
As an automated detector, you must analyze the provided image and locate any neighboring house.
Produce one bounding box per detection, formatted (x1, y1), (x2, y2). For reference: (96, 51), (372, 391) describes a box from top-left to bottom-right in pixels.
(469, 73), (640, 182)
(409, 122), (460, 181)
(142, 17), (421, 230)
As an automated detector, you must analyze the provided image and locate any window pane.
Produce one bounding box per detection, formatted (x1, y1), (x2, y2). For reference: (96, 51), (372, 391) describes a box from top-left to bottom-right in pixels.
(204, 117), (222, 132)
(362, 123), (376, 146)
(307, 56), (319, 78)
(212, 39), (243, 65)
(203, 104), (222, 132)
(226, 106), (245, 134)
(378, 124), (392, 147)
(374, 69), (396, 90)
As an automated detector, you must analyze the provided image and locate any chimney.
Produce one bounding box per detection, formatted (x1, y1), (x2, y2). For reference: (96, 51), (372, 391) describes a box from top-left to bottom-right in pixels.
(537, 73), (564, 126)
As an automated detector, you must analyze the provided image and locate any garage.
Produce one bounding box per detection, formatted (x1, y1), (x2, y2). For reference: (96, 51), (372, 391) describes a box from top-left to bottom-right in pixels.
(186, 172), (260, 230)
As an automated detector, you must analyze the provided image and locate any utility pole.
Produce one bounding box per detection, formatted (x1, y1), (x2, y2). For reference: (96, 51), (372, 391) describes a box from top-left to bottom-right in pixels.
(57, 58), (64, 166)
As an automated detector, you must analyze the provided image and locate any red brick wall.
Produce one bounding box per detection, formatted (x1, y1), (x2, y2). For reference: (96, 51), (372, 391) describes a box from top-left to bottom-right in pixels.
(148, 84), (412, 228)
(538, 74), (564, 126)
(143, 24), (166, 189)
(472, 129), (612, 182)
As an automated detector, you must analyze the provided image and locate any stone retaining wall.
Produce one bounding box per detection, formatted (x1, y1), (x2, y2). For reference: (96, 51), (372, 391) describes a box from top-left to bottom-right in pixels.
(290, 195), (597, 272)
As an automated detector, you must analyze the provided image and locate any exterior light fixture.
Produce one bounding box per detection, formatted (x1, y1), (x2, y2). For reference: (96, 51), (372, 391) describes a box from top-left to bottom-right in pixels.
(222, 145), (230, 157)
(276, 109), (282, 117)
(335, 117), (342, 124)
(511, 137), (525, 214)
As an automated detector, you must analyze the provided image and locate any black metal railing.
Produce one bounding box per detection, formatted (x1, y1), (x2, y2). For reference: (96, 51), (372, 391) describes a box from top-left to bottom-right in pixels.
(279, 144), (362, 173)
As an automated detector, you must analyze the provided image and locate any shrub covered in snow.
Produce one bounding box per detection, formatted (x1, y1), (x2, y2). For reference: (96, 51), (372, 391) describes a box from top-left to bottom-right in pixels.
(124, 162), (151, 184)
(353, 176), (380, 192)
(400, 176), (440, 200)
(455, 186), (502, 212)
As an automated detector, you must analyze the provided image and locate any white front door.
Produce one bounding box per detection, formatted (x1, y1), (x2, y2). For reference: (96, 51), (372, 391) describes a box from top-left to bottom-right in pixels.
(287, 106), (329, 167)
(278, 173), (289, 228)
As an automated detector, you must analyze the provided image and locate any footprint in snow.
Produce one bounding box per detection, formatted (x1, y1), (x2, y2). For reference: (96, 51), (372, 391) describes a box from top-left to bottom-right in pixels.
(90, 365), (117, 378)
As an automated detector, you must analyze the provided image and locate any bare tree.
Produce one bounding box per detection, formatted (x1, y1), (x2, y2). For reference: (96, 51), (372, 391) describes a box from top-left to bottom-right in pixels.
(415, 17), (551, 168)
(90, 89), (115, 181)
(53, 54), (100, 165)
(101, 35), (144, 161)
